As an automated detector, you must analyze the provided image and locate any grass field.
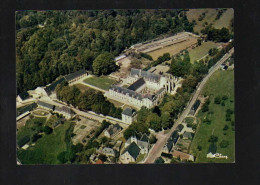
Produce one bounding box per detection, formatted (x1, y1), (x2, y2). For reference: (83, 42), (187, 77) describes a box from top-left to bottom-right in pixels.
(147, 37), (197, 60)
(84, 76), (117, 90)
(74, 83), (90, 92)
(187, 8), (233, 33)
(189, 41), (220, 63)
(213, 9), (234, 30)
(17, 121), (72, 164)
(189, 70), (235, 163)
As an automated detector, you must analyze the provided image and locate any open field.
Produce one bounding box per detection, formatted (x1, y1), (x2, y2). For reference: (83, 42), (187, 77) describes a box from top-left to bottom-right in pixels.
(189, 70), (235, 163)
(74, 83), (90, 92)
(187, 8), (233, 33)
(188, 41), (220, 63)
(147, 37), (197, 60)
(213, 9), (234, 30)
(17, 121), (72, 164)
(83, 76), (117, 91)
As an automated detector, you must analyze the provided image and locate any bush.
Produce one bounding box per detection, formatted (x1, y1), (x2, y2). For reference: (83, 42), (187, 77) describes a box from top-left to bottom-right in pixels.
(31, 133), (42, 142)
(214, 96), (221, 104)
(43, 126), (53, 135)
(221, 101), (225, 106)
(220, 140), (229, 148)
(149, 135), (157, 144)
(187, 123), (192, 128)
(223, 124), (229, 131)
(192, 124), (197, 130)
(222, 95), (228, 100)
(197, 145), (202, 151)
(17, 136), (30, 147)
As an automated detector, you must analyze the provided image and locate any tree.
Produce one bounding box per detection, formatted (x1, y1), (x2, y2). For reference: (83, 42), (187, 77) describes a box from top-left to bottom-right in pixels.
(43, 126), (53, 135)
(92, 52), (117, 75)
(149, 135), (157, 144)
(220, 140), (229, 148)
(208, 135), (218, 143)
(214, 96), (221, 104)
(197, 145), (202, 151)
(223, 124), (229, 131)
(146, 113), (161, 132)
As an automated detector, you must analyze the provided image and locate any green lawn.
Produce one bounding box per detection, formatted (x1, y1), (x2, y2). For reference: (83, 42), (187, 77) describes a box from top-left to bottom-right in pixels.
(17, 117), (47, 147)
(136, 153), (146, 163)
(84, 76), (117, 90)
(189, 70), (235, 163)
(185, 117), (195, 124)
(17, 121), (73, 164)
(189, 41), (219, 63)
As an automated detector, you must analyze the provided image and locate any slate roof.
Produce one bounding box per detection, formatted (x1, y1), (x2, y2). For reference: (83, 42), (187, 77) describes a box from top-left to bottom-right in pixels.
(140, 134), (149, 142)
(192, 100), (200, 111)
(165, 131), (179, 151)
(37, 101), (55, 110)
(154, 157), (165, 164)
(18, 91), (29, 101)
(44, 77), (65, 95)
(130, 68), (161, 82)
(122, 108), (136, 117)
(123, 142), (140, 160)
(111, 85), (143, 100)
(16, 103), (37, 117)
(176, 124), (184, 132)
(102, 147), (115, 156)
(55, 106), (75, 115)
(64, 69), (87, 81)
(127, 77), (146, 91)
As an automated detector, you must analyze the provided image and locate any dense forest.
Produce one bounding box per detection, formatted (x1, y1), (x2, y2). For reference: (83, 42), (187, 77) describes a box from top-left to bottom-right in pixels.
(16, 10), (195, 94)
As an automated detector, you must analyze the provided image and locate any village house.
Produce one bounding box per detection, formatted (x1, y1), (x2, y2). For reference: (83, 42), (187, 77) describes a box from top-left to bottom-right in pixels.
(121, 108), (137, 124)
(124, 134), (150, 154)
(99, 147), (116, 158)
(104, 124), (122, 138)
(16, 103), (38, 121)
(54, 106), (75, 119)
(162, 131), (179, 153)
(183, 131), (194, 140)
(172, 150), (194, 162)
(120, 142), (141, 163)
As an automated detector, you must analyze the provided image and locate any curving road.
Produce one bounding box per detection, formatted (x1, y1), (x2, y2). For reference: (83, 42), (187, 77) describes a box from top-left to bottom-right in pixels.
(144, 48), (234, 163)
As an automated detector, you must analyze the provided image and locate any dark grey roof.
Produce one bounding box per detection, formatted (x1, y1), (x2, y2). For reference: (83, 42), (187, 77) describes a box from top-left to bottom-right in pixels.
(64, 69), (87, 81)
(123, 142), (140, 160)
(183, 132), (194, 139)
(17, 103), (37, 117)
(176, 124), (184, 132)
(37, 101), (54, 110)
(55, 106), (75, 115)
(44, 77), (65, 95)
(111, 85), (143, 100)
(140, 134), (149, 142)
(192, 100), (200, 111)
(127, 78), (145, 91)
(18, 91), (29, 100)
(130, 68), (161, 82)
(155, 157), (165, 164)
(122, 108), (136, 117)
(208, 143), (217, 154)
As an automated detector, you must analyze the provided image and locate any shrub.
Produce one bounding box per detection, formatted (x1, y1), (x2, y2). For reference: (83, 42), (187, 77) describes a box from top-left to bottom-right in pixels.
(220, 140), (229, 148)
(222, 95), (228, 100)
(223, 125), (229, 131)
(43, 126), (53, 135)
(149, 135), (157, 144)
(197, 145), (202, 151)
(214, 96), (221, 104)
(221, 101), (225, 106)
(187, 123), (192, 128)
(31, 133), (42, 142)
(208, 135), (218, 143)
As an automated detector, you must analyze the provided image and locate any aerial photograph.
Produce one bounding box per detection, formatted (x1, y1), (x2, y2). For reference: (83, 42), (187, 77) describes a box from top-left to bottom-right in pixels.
(16, 9), (234, 164)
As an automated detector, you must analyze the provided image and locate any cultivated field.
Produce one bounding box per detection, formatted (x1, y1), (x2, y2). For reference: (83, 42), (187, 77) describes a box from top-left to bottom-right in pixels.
(188, 41), (220, 63)
(84, 76), (117, 90)
(189, 70), (235, 163)
(147, 37), (197, 60)
(17, 121), (73, 164)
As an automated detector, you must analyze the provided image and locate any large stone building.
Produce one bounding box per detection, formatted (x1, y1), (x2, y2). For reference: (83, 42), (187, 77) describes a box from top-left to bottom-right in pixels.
(107, 68), (179, 109)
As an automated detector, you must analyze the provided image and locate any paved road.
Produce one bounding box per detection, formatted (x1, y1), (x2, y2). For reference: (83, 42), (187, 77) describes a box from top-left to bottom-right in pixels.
(144, 47), (234, 163)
